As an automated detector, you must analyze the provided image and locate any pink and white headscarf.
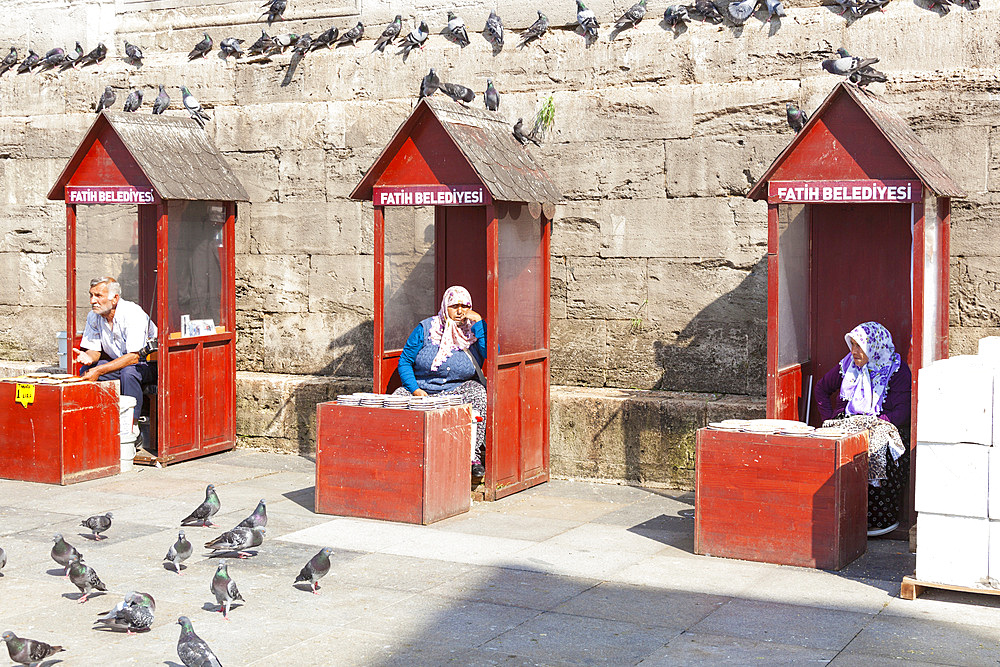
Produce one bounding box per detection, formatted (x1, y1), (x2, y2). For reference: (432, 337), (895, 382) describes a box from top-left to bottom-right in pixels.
(429, 286), (478, 371)
(840, 321), (901, 417)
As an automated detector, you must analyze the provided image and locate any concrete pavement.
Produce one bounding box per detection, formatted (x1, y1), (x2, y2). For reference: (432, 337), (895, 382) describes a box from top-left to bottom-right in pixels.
(0, 449), (996, 666)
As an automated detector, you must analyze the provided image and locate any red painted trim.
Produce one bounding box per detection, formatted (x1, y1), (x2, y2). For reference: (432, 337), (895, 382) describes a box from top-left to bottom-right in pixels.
(766, 200), (780, 419)
(908, 195), (926, 530)
(156, 202), (169, 456)
(66, 204), (77, 375)
(373, 206), (385, 392)
(542, 213), (552, 477)
(225, 202), (237, 444)
(484, 203), (500, 500)
(767, 202), (778, 255)
(937, 198), (951, 360)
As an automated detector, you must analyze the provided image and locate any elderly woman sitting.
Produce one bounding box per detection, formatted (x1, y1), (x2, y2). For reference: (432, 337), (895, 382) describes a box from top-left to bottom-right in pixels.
(395, 286), (488, 480)
(815, 321), (911, 537)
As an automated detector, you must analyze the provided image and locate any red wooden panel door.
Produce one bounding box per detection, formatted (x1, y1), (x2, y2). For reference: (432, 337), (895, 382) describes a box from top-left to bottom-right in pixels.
(162, 341), (201, 459)
(201, 337), (235, 446)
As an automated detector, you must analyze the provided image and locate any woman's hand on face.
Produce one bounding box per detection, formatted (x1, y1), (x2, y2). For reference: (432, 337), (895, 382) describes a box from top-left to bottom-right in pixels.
(465, 309), (482, 323)
(413, 388), (429, 397)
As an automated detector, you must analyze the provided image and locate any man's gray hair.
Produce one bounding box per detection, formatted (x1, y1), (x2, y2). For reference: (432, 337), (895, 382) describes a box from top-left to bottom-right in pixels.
(90, 276), (121, 298)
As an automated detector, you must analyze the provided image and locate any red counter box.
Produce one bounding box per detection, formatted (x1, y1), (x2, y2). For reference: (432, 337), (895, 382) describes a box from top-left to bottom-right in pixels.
(315, 403), (473, 525)
(0, 380), (120, 485)
(695, 428), (869, 570)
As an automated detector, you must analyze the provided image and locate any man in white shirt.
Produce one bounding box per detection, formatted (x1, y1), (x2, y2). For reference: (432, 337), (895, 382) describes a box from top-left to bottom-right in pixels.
(73, 276), (157, 420)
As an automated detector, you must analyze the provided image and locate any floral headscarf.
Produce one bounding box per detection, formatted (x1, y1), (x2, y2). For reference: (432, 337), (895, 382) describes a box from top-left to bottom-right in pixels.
(840, 321), (902, 417)
(429, 286), (478, 371)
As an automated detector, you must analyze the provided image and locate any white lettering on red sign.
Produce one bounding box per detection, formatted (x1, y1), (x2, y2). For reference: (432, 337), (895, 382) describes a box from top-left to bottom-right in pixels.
(66, 186), (157, 204)
(769, 180), (920, 203)
(374, 186), (487, 206)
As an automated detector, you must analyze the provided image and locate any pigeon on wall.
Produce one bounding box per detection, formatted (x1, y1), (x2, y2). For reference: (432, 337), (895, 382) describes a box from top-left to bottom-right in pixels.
(38, 47), (66, 71)
(399, 21), (429, 56)
(312, 25), (339, 50)
(0, 48), (17, 75)
(519, 11), (550, 46)
(182, 86), (211, 128)
(786, 102), (807, 132)
(337, 22), (365, 46)
(576, 0), (600, 40)
(439, 81), (476, 103)
(79, 42), (107, 67)
(95, 86), (116, 114)
(513, 118), (541, 146)
(124, 41), (143, 67)
(691, 0), (725, 23)
(615, 0), (648, 31)
(764, 0), (786, 21)
(247, 30), (272, 56)
(663, 5), (690, 29)
(728, 0), (759, 24)
(219, 37), (245, 59)
(374, 15), (402, 52)
(60, 42), (83, 70)
(188, 33), (213, 60)
(262, 0), (287, 25)
(16, 50), (39, 74)
(484, 79), (500, 111)
(447, 11), (470, 46)
(123, 90), (143, 112)
(484, 10), (504, 50)
(419, 68), (440, 98)
(152, 84), (170, 114)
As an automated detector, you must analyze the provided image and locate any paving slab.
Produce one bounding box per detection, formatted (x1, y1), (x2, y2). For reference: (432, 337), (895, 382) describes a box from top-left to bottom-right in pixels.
(637, 632), (837, 666)
(839, 614), (1000, 665)
(552, 581), (728, 630)
(425, 567), (599, 611)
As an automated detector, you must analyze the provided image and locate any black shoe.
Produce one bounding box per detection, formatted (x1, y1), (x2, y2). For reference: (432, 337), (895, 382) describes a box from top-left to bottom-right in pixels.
(471, 462), (485, 479)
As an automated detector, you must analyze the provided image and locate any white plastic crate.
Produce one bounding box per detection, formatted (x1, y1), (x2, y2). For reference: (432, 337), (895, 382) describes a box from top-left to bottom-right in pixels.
(917, 355), (993, 446)
(915, 442), (989, 518)
(915, 512), (990, 587)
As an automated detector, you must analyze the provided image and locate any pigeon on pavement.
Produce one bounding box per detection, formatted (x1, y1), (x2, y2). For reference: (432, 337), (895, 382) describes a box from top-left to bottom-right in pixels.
(237, 499), (268, 529)
(519, 11), (550, 46)
(81, 512), (113, 540)
(51, 534), (82, 576)
(484, 79), (500, 111)
(165, 530), (193, 574)
(177, 616), (222, 667)
(615, 0), (647, 31)
(204, 526), (265, 558)
(294, 547), (334, 594)
(188, 33), (213, 60)
(211, 562), (244, 619)
(484, 10), (504, 49)
(447, 11), (470, 46)
(152, 85), (170, 114)
(123, 90), (143, 112)
(1, 631), (64, 666)
(94, 591), (155, 634)
(182, 484), (221, 526)
(786, 102), (807, 132)
(68, 554), (107, 603)
(374, 15), (402, 52)
(95, 86), (116, 114)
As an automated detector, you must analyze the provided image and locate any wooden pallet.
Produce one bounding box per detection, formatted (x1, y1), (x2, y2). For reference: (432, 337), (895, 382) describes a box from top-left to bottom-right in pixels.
(901, 575), (1000, 600)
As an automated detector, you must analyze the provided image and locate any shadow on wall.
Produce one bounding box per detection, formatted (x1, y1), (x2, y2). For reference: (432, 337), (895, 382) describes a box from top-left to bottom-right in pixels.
(652, 256), (767, 396)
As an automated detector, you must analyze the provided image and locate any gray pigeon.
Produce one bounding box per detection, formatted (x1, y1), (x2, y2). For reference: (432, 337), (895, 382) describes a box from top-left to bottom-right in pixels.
(832, 0), (862, 16)
(262, 0), (287, 25)
(177, 616), (222, 667)
(188, 33), (213, 60)
(447, 11), (470, 46)
(399, 20), (428, 56)
(786, 102), (807, 133)
(484, 79), (500, 111)
(152, 84), (170, 114)
(124, 41), (143, 67)
(181, 86), (210, 125)
(927, 0), (952, 12)
(165, 530), (193, 574)
(237, 499), (268, 529)
(219, 37), (245, 60)
(849, 64), (887, 89)
(519, 11), (550, 46)
(0, 48), (17, 76)
(513, 118), (540, 146)
(50, 533), (82, 576)
(821, 51), (879, 77)
(439, 82), (476, 103)
(288, 32), (313, 69)
(728, 0), (758, 24)
(95, 591), (155, 634)
(614, 0), (647, 31)
(663, 5), (690, 28)
(312, 25), (340, 50)
(16, 50), (38, 74)
(419, 68), (440, 98)
(857, 0), (891, 14)
(68, 554), (107, 603)
(374, 15), (402, 52)
(692, 0), (725, 23)
(484, 10), (504, 49)
(182, 483), (220, 526)
(294, 547), (334, 594)
(78, 42), (107, 67)
(0, 546), (6, 574)
(269, 33), (299, 54)
(764, 0), (786, 21)
(211, 562), (244, 618)
(60, 42), (83, 70)
(1, 631), (64, 666)
(38, 47), (66, 71)
(576, 0), (600, 40)
(337, 22), (365, 47)
(247, 29), (272, 56)
(95, 87), (116, 114)
(81, 511), (113, 539)
(204, 526), (265, 558)
(123, 90), (143, 112)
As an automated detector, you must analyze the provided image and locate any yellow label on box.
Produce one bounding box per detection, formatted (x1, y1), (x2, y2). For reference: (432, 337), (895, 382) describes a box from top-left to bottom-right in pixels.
(15, 383), (34, 408)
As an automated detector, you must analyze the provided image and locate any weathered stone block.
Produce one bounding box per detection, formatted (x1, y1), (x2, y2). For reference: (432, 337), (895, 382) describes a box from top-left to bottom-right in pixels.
(665, 134), (787, 198)
(20, 252), (65, 308)
(551, 206), (602, 257)
(213, 102), (327, 153)
(647, 258), (765, 332)
(0, 305), (63, 363)
(951, 197), (1000, 258)
(916, 124), (989, 196)
(224, 150), (279, 203)
(247, 200), (364, 255)
(565, 257), (646, 320)
(0, 206), (64, 253)
(0, 158), (65, 206)
(551, 318), (609, 387)
(537, 140), (665, 201)
(0, 253), (18, 305)
(237, 254), (310, 313)
(953, 256), (1000, 328)
(236, 309), (264, 372)
(549, 86), (694, 143)
(307, 254), (373, 314)
(550, 256), (567, 320)
(691, 79), (802, 136)
(262, 311), (373, 375)
(278, 148), (327, 202)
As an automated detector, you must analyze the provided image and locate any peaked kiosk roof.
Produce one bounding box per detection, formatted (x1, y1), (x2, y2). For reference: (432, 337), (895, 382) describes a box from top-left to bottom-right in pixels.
(351, 97), (561, 205)
(748, 82), (964, 200)
(48, 111), (249, 202)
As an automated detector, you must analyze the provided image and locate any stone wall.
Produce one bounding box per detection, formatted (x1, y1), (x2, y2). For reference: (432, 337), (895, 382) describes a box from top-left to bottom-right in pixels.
(0, 0), (997, 485)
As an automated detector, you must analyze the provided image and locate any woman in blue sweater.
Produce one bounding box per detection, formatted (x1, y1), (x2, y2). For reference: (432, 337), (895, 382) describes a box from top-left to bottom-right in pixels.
(395, 285), (488, 479)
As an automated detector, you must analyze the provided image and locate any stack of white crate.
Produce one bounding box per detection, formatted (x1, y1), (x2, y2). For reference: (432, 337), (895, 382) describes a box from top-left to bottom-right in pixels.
(915, 339), (1000, 588)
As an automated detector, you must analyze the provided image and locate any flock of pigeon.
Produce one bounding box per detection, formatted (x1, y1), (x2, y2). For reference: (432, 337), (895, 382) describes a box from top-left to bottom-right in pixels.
(783, 47), (888, 133)
(0, 485), (336, 666)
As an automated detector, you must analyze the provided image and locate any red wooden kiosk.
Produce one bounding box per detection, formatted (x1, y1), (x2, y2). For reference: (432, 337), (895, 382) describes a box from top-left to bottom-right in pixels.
(45, 111), (249, 466)
(346, 98), (561, 501)
(696, 82), (964, 567)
